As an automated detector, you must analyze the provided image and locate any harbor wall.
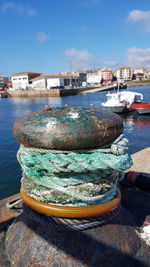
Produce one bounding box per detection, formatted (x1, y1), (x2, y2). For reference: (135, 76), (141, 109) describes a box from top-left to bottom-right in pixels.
(7, 86), (114, 98)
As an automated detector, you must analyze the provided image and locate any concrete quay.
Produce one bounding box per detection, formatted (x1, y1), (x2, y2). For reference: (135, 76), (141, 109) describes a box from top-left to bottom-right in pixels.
(78, 85), (114, 94)
(6, 85), (115, 98)
(127, 147), (150, 174)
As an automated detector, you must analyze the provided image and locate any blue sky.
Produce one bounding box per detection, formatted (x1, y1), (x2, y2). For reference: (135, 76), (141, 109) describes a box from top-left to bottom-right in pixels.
(1, 0), (150, 76)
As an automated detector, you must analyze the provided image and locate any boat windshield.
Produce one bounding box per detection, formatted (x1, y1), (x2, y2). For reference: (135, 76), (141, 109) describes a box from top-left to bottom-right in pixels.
(107, 94), (120, 100)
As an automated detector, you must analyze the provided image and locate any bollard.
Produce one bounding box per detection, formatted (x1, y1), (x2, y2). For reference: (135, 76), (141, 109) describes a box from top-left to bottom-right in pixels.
(5, 107), (144, 266)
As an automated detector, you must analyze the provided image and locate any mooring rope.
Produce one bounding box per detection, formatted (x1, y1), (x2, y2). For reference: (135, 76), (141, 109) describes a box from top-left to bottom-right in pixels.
(23, 203), (120, 232)
(17, 134), (132, 206)
(6, 197), (22, 208)
(18, 134), (128, 156)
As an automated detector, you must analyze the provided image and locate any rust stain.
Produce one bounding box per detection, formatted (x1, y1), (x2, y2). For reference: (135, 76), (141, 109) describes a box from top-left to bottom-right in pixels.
(28, 257), (46, 267)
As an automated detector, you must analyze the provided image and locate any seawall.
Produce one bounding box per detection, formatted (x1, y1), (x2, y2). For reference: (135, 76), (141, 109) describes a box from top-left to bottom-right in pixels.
(7, 86), (114, 98)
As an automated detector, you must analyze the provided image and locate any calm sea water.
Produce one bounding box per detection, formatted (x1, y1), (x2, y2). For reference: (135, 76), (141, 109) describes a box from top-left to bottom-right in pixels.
(0, 85), (150, 199)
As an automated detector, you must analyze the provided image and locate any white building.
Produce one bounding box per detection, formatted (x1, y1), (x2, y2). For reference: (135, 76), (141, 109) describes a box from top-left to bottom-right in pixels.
(134, 67), (150, 80)
(31, 74), (79, 89)
(134, 68), (145, 74)
(86, 69), (102, 86)
(144, 69), (150, 80)
(115, 66), (133, 82)
(11, 72), (41, 90)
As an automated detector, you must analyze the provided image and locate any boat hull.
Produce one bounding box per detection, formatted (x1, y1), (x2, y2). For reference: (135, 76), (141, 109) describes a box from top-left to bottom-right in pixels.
(103, 106), (125, 113)
(132, 103), (150, 115)
(137, 108), (150, 114)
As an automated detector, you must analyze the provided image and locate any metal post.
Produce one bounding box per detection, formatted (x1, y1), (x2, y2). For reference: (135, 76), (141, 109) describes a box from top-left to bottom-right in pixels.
(69, 58), (72, 88)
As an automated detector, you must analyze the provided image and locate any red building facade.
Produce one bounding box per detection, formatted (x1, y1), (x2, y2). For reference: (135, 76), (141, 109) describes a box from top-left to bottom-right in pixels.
(101, 69), (113, 83)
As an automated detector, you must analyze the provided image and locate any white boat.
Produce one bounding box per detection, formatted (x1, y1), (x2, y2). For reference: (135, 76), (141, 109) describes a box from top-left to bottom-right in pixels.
(117, 91), (143, 105)
(101, 91), (143, 113)
(101, 93), (126, 113)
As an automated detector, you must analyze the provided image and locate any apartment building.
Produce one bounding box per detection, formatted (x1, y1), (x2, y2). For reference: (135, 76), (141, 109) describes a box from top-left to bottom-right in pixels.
(101, 69), (113, 83)
(86, 69), (102, 86)
(115, 66), (133, 81)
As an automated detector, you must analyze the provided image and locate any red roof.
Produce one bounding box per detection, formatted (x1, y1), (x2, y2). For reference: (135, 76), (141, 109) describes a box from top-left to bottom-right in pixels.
(134, 73), (144, 76)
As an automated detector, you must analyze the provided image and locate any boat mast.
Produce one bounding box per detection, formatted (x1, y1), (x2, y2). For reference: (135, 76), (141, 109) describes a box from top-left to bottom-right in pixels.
(117, 81), (120, 93)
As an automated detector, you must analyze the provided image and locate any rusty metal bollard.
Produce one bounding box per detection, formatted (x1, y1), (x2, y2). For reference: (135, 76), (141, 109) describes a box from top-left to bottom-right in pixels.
(5, 107), (142, 266)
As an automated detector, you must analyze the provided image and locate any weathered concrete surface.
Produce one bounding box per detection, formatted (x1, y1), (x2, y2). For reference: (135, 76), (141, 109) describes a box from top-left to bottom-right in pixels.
(7, 86), (114, 98)
(78, 85), (114, 94)
(127, 147), (150, 173)
(7, 89), (60, 98)
(0, 193), (21, 226)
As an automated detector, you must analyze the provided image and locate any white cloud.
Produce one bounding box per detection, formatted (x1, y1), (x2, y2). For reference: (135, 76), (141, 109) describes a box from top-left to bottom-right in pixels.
(1, 2), (36, 16)
(64, 48), (95, 70)
(128, 10), (150, 22)
(103, 60), (118, 66)
(127, 47), (150, 67)
(127, 10), (150, 32)
(37, 32), (50, 43)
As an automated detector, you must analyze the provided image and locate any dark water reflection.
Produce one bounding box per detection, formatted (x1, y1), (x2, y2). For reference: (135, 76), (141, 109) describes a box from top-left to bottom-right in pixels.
(0, 85), (150, 199)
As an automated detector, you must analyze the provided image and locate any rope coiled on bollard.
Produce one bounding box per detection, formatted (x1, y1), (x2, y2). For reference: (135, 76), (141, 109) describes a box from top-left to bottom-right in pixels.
(17, 134), (132, 206)
(23, 203), (121, 232)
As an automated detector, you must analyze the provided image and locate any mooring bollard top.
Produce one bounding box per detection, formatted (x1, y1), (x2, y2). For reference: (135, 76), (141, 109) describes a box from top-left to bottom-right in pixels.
(13, 107), (123, 150)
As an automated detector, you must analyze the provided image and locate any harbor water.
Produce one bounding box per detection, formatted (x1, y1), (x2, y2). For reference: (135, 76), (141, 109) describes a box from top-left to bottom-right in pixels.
(0, 85), (150, 199)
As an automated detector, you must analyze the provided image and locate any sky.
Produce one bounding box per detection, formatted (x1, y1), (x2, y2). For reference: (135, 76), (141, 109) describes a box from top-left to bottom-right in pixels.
(1, 0), (150, 76)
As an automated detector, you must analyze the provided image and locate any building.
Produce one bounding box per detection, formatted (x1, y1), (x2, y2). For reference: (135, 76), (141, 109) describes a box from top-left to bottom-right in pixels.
(7, 80), (12, 88)
(134, 67), (145, 75)
(101, 68), (113, 84)
(115, 66), (133, 82)
(78, 72), (87, 87)
(133, 67), (150, 80)
(143, 69), (150, 80)
(86, 69), (102, 86)
(11, 72), (41, 90)
(31, 74), (79, 89)
(133, 72), (144, 81)
(133, 68), (144, 81)
(0, 76), (8, 88)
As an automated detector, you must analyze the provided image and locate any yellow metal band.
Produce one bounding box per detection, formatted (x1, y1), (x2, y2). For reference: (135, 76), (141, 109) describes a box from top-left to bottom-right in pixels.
(20, 188), (121, 219)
